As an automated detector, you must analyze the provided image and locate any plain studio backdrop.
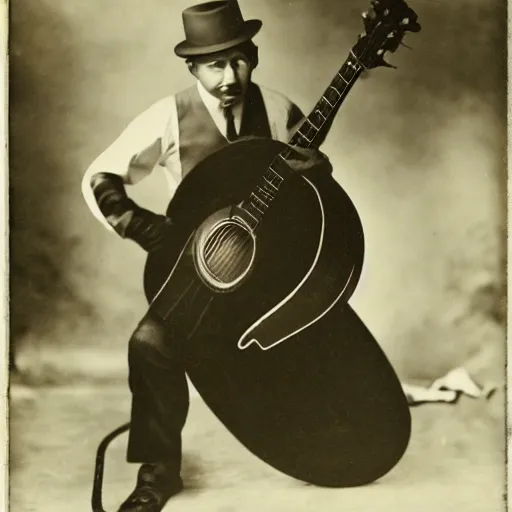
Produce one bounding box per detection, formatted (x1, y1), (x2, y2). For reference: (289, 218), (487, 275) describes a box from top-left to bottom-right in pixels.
(9, 0), (506, 393)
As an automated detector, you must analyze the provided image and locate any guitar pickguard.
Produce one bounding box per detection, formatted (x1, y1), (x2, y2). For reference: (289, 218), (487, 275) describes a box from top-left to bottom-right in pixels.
(237, 175), (356, 351)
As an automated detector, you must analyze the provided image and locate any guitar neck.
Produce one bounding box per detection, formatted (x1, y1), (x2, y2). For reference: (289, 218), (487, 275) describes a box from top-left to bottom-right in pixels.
(237, 0), (421, 229)
(286, 51), (365, 152)
(238, 52), (365, 228)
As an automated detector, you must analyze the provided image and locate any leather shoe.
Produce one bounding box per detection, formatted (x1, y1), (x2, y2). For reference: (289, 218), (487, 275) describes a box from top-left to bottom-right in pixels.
(117, 463), (183, 511)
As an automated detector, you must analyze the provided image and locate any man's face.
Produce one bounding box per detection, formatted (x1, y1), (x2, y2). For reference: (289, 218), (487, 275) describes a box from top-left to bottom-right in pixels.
(190, 48), (253, 108)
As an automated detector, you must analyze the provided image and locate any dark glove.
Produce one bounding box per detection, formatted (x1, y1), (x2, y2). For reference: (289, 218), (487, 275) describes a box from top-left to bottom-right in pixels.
(90, 172), (172, 252)
(123, 208), (172, 252)
(286, 146), (333, 175)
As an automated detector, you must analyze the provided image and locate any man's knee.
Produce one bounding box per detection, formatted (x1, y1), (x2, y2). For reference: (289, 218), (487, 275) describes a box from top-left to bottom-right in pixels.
(129, 314), (166, 358)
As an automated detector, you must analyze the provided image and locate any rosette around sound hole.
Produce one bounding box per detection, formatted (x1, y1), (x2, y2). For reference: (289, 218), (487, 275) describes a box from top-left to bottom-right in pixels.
(200, 221), (255, 287)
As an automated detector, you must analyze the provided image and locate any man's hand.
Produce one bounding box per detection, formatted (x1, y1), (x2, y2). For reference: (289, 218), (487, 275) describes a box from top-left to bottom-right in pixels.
(124, 208), (172, 253)
(285, 146), (333, 175)
(90, 172), (172, 253)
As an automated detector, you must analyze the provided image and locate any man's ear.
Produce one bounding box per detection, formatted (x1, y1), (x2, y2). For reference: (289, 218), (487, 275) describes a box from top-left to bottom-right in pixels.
(187, 60), (198, 77)
(251, 47), (259, 70)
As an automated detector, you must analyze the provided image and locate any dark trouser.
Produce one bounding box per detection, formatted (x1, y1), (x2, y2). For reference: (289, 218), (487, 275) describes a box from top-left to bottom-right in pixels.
(126, 311), (189, 476)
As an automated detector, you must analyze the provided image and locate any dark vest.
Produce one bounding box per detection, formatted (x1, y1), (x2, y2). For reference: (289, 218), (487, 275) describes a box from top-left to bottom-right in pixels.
(175, 83), (272, 177)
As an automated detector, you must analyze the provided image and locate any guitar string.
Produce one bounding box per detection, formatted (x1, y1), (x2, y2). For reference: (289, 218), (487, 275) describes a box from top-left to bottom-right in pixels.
(290, 17), (392, 151)
(242, 11), (404, 222)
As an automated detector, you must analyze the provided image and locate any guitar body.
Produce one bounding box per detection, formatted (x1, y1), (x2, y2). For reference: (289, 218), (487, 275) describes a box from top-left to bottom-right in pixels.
(143, 138), (411, 487)
(144, 138), (364, 346)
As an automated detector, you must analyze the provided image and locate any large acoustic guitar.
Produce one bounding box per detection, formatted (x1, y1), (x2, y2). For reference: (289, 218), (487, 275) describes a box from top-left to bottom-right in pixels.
(142, 0), (420, 489)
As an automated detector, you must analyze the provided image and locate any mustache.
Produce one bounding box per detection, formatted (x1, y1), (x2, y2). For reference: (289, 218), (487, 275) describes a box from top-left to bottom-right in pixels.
(217, 84), (242, 97)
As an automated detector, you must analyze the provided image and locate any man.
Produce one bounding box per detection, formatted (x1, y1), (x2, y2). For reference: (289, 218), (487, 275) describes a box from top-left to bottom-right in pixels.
(82, 1), (332, 510)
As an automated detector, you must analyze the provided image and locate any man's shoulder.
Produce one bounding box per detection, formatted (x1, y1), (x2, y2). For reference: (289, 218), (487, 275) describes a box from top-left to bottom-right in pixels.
(144, 85), (200, 112)
(142, 94), (177, 114)
(257, 84), (297, 111)
(126, 94), (178, 128)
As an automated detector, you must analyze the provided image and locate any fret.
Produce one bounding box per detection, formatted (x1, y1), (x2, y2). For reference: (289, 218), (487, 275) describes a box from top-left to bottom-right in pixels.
(249, 200), (265, 216)
(329, 85), (342, 99)
(349, 50), (366, 70)
(337, 71), (349, 84)
(272, 154), (292, 176)
(282, 146), (297, 160)
(278, 153), (290, 165)
(345, 57), (360, 74)
(314, 108), (327, 121)
(324, 89), (341, 106)
(250, 193), (268, 211)
(307, 110), (326, 133)
(340, 62), (358, 82)
(346, 61), (359, 71)
(241, 204), (260, 222)
(297, 129), (313, 144)
(321, 95), (333, 108)
(253, 188), (272, 205)
(318, 97), (333, 115)
(305, 117), (320, 131)
(257, 185), (274, 201)
(267, 166), (284, 185)
(332, 75), (348, 92)
(246, 201), (263, 219)
(263, 174), (279, 190)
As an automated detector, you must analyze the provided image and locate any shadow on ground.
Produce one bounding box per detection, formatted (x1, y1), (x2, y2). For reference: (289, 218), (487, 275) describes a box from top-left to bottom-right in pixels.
(10, 384), (505, 512)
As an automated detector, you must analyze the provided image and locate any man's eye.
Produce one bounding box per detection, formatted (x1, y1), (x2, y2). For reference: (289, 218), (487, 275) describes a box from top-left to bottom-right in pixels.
(208, 62), (224, 69)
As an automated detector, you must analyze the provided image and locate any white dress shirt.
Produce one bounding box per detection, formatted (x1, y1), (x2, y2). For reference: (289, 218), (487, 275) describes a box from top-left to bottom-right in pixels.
(196, 80), (244, 136)
(82, 81), (304, 230)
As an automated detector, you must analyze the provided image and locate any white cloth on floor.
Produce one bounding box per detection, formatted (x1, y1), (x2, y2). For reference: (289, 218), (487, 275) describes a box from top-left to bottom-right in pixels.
(402, 367), (497, 405)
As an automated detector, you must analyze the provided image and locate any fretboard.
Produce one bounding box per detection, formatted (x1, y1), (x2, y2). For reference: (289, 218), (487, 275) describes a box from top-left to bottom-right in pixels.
(239, 51), (365, 228)
(287, 51), (364, 152)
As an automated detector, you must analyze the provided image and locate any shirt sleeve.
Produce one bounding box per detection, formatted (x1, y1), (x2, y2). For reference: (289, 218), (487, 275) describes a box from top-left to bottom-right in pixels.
(81, 96), (176, 230)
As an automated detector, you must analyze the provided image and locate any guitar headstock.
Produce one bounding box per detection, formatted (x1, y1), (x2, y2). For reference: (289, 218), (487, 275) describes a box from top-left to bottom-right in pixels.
(353, 0), (421, 70)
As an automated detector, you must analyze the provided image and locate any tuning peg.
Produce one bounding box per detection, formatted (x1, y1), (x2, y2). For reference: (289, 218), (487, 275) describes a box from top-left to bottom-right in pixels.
(381, 60), (397, 69)
(410, 21), (421, 32)
(400, 15), (421, 33)
(376, 49), (397, 69)
(361, 10), (375, 31)
(361, 11), (370, 30)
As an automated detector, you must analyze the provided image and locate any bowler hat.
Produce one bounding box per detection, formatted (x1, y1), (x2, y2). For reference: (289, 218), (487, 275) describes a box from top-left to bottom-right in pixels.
(174, 1), (262, 58)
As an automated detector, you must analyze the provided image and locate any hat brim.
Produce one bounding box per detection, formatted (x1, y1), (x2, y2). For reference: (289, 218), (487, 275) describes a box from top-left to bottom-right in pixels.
(174, 19), (262, 58)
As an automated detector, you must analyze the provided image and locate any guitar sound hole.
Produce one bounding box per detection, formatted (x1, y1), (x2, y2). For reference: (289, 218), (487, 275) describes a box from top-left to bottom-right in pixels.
(200, 222), (255, 287)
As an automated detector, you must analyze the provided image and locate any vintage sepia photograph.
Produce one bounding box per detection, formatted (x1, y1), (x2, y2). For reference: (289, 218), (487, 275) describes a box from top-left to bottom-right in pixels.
(7, 0), (506, 511)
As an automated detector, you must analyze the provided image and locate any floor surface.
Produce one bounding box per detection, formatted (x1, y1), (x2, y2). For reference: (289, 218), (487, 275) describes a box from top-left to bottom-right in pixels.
(9, 384), (505, 512)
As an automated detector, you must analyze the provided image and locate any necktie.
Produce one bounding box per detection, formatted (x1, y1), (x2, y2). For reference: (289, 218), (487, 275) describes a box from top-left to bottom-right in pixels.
(224, 106), (238, 142)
